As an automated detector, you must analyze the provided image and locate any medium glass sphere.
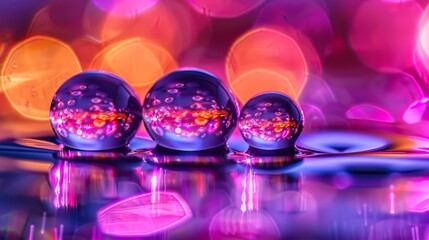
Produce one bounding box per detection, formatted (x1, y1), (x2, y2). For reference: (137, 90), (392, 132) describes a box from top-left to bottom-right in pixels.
(238, 92), (304, 150)
(50, 71), (142, 151)
(143, 68), (239, 151)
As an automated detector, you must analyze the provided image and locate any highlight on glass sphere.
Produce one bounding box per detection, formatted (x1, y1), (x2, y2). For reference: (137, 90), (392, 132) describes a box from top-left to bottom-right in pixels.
(142, 68), (239, 151)
(238, 92), (304, 150)
(50, 71), (142, 151)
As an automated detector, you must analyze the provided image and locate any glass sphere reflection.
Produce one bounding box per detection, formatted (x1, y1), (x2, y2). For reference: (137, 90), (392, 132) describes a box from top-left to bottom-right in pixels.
(50, 72), (142, 151)
(239, 92), (304, 150)
(143, 69), (239, 151)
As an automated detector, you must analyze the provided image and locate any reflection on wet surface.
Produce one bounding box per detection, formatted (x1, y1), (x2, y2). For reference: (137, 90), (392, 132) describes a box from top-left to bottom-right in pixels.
(0, 132), (429, 239)
(97, 192), (192, 237)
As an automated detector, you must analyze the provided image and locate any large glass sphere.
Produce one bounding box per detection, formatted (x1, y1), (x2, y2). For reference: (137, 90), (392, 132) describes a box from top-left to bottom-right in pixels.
(50, 71), (142, 151)
(238, 92), (304, 150)
(143, 68), (239, 151)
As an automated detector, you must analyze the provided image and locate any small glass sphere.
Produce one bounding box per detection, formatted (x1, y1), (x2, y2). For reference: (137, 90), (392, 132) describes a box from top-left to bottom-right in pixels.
(143, 68), (239, 151)
(239, 92), (304, 150)
(50, 71), (142, 151)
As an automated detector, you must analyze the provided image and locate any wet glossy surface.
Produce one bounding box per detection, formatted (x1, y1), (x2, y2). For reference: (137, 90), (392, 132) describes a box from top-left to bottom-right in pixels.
(0, 131), (429, 239)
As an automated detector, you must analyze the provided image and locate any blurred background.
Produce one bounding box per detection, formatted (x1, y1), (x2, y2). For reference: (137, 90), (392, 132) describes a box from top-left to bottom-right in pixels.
(2, 0), (429, 140)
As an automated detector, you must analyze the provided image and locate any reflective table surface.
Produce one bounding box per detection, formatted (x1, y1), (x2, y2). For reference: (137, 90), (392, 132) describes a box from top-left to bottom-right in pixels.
(1, 131), (429, 239)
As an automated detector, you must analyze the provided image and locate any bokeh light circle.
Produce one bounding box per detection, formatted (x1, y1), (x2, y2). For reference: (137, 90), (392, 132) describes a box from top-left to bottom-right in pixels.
(255, 0), (333, 57)
(226, 28), (309, 104)
(1, 36), (82, 120)
(89, 38), (177, 101)
(98, 1), (211, 57)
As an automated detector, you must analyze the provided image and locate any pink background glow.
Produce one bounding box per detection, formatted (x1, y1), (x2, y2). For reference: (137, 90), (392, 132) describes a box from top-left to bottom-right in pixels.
(2, 0), (429, 139)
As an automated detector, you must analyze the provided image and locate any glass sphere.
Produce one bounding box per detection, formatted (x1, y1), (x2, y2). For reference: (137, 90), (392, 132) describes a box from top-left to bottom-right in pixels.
(50, 71), (142, 151)
(143, 68), (239, 151)
(239, 92), (304, 150)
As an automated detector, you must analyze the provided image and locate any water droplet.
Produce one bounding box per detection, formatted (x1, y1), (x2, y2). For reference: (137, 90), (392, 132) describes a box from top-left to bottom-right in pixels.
(67, 100), (75, 106)
(50, 72), (142, 150)
(197, 90), (208, 95)
(93, 119), (106, 128)
(190, 103), (204, 109)
(91, 97), (102, 104)
(153, 99), (161, 106)
(89, 105), (101, 111)
(195, 117), (208, 126)
(142, 69), (238, 151)
(273, 117), (282, 122)
(57, 102), (64, 109)
(96, 92), (107, 97)
(165, 97), (174, 103)
(207, 121), (220, 134)
(71, 91), (81, 96)
(105, 123), (117, 136)
(238, 92), (303, 150)
(192, 95), (203, 101)
(168, 89), (179, 94)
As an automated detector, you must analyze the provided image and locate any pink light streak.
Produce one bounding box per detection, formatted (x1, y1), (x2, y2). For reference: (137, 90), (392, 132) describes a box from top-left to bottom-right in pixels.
(240, 168), (257, 212)
(53, 161), (72, 209)
(50, 161), (117, 209)
(390, 185), (395, 215)
(97, 192), (192, 237)
(151, 169), (161, 204)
